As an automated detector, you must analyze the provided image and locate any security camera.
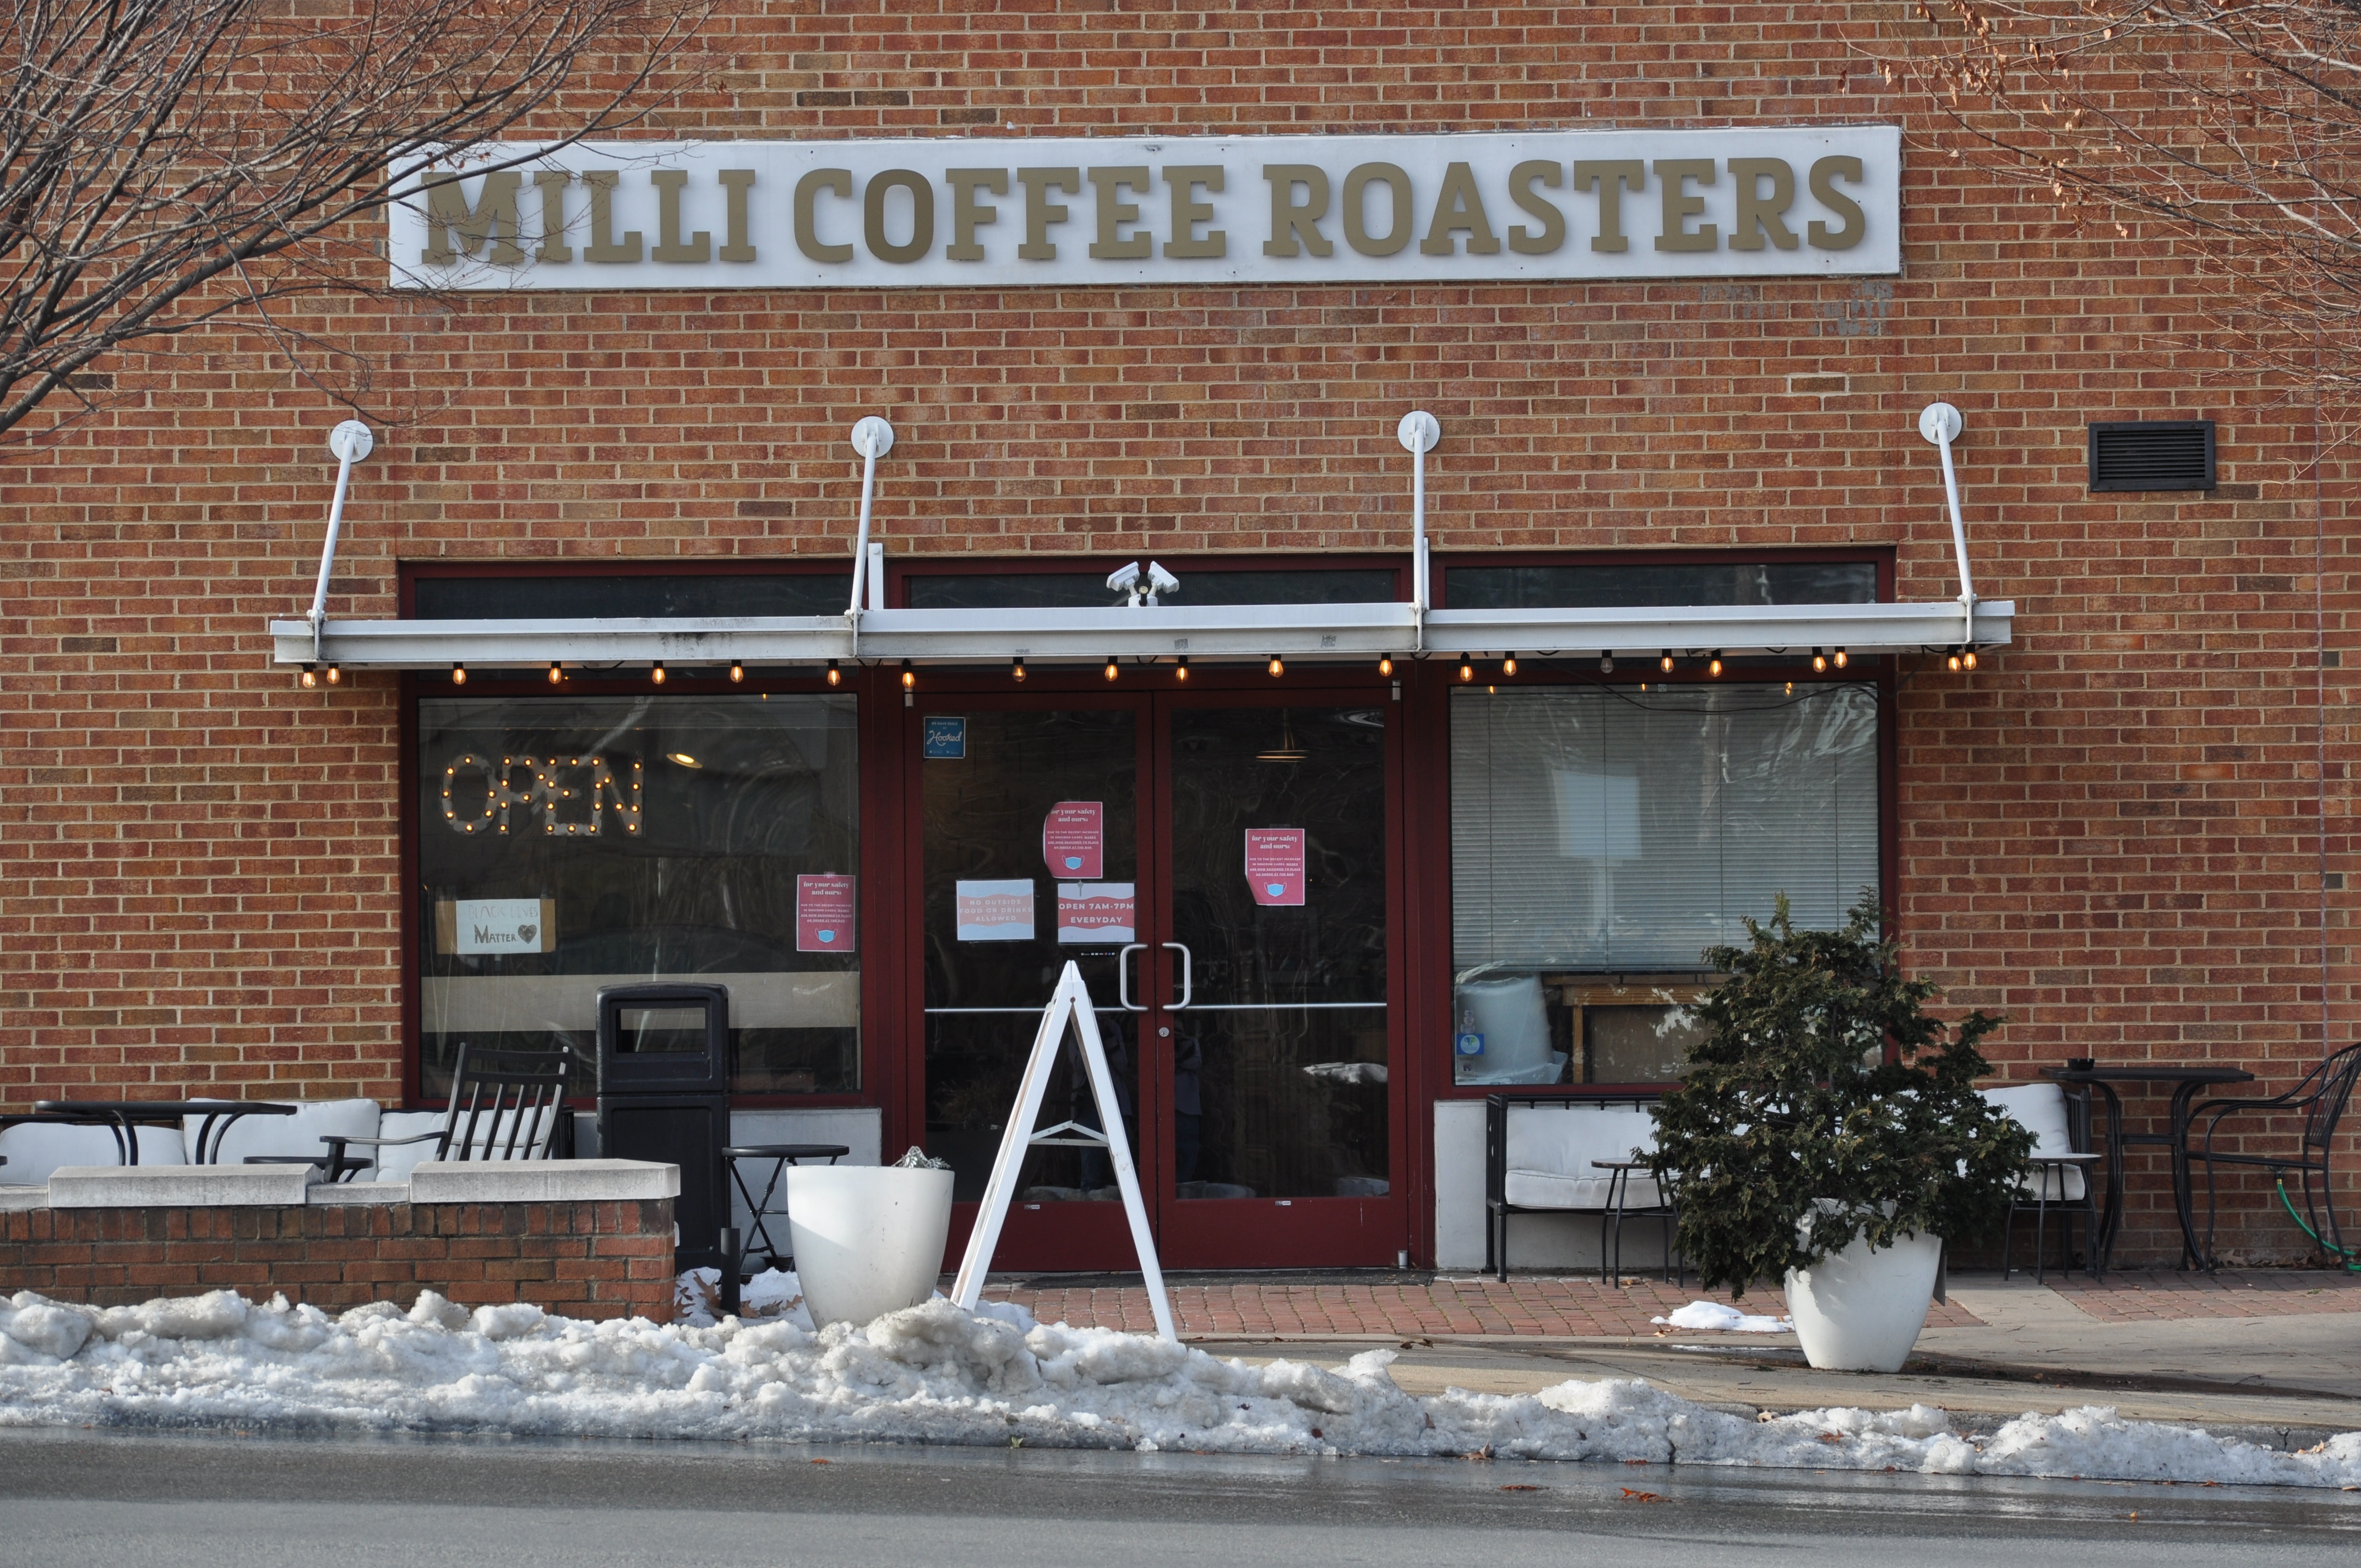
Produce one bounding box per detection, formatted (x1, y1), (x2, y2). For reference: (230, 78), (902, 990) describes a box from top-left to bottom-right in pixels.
(1106, 562), (1141, 595)
(1146, 562), (1180, 599)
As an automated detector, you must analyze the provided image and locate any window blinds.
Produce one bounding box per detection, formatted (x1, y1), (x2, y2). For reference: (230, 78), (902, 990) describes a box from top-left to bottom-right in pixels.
(1450, 683), (1880, 974)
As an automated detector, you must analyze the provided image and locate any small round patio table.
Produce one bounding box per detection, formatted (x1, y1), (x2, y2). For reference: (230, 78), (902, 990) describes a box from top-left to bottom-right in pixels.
(2044, 1066), (2254, 1271)
(722, 1144), (851, 1271)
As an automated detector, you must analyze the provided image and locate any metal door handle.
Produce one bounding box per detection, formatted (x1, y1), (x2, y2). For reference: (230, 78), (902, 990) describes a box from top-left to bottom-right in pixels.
(1117, 943), (1148, 1011)
(1161, 941), (1192, 1009)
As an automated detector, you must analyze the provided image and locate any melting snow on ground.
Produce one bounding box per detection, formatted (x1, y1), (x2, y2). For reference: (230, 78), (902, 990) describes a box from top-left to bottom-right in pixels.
(1, 1287), (2357, 1488)
(1650, 1300), (1794, 1333)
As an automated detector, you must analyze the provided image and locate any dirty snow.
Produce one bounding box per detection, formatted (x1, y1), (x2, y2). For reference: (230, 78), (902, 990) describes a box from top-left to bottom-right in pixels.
(672, 1268), (815, 1331)
(1650, 1300), (1794, 1334)
(0, 1287), (2356, 1488)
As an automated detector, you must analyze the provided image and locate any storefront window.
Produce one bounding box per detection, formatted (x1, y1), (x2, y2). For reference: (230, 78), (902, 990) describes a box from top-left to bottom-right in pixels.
(1449, 682), (1880, 1086)
(415, 694), (861, 1097)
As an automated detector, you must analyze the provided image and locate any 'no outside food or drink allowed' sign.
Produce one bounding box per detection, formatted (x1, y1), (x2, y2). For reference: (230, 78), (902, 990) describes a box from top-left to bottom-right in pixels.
(1244, 829), (1306, 907)
(796, 874), (856, 953)
(955, 880), (1036, 942)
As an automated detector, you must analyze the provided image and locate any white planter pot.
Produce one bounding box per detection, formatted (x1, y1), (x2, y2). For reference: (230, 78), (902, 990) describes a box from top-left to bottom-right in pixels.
(1783, 1227), (1941, 1373)
(785, 1165), (956, 1328)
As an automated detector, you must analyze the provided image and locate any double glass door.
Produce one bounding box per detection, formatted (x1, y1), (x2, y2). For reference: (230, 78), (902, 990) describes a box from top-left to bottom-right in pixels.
(914, 688), (1400, 1269)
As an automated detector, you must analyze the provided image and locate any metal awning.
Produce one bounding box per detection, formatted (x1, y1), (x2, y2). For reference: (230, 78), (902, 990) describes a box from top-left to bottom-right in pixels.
(269, 406), (2013, 673)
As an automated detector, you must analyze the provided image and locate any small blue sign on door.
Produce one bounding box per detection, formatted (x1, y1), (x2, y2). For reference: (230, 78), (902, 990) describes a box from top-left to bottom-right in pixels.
(1454, 1031), (1487, 1058)
(922, 715), (967, 760)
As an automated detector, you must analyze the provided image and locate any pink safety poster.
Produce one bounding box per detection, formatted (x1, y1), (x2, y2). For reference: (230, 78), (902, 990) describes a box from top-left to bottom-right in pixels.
(1055, 883), (1137, 944)
(1041, 801), (1105, 879)
(1244, 828), (1307, 906)
(795, 874), (857, 952)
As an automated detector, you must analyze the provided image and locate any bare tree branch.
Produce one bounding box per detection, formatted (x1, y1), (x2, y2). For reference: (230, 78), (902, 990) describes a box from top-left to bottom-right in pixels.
(0, 0), (715, 443)
(1879, 0), (2361, 413)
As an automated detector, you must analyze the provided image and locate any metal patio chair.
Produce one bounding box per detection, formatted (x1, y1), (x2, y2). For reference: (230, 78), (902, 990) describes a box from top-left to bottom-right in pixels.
(318, 1043), (579, 1180)
(2189, 1041), (2361, 1270)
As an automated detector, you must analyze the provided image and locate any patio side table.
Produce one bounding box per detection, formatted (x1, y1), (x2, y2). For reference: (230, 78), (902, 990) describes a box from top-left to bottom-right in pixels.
(2046, 1066), (2254, 1271)
(722, 1144), (851, 1271)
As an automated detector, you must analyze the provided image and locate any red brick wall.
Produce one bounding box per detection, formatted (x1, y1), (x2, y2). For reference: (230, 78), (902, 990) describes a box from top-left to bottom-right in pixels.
(0, 4), (2351, 1265)
(0, 1199), (676, 1318)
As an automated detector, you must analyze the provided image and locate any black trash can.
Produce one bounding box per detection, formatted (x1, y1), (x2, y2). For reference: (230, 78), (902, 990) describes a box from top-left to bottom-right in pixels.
(595, 983), (731, 1272)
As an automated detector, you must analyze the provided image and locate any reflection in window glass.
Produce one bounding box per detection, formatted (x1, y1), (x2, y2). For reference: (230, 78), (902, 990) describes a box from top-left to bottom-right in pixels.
(906, 570), (1397, 609)
(416, 695), (859, 1098)
(1443, 561), (1876, 610)
(1449, 683), (1879, 1085)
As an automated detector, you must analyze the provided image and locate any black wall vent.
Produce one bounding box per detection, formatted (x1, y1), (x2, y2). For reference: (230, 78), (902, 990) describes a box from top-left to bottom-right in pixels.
(2088, 420), (2216, 493)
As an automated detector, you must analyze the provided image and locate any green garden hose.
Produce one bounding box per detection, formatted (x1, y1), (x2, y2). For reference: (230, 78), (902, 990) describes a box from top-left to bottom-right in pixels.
(2275, 1180), (2361, 1272)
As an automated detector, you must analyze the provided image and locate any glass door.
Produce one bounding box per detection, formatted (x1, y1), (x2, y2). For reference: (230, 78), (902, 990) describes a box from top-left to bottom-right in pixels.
(912, 686), (1403, 1273)
(917, 699), (1152, 1272)
(1150, 696), (1401, 1267)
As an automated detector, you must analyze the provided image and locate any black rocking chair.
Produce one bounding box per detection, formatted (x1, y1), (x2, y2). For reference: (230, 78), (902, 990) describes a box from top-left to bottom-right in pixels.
(2189, 1041), (2361, 1269)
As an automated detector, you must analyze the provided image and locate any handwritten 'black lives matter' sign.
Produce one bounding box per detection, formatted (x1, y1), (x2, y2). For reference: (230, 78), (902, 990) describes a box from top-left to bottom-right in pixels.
(390, 128), (1900, 291)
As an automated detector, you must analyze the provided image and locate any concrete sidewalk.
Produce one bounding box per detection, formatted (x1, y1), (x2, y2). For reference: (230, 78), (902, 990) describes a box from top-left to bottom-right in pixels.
(986, 1268), (2361, 1446)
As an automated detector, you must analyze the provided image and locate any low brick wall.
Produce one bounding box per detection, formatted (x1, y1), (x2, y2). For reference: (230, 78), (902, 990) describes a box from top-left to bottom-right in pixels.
(0, 1197), (676, 1319)
(0, 1159), (681, 1319)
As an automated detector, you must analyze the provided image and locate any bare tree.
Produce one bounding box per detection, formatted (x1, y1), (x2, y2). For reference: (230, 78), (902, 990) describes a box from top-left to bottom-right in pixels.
(0, 0), (711, 443)
(1892, 0), (2361, 410)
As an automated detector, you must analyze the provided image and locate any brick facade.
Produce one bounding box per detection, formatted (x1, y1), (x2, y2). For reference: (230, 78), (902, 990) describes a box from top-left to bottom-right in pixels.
(0, 1198), (677, 1318)
(0, 5), (2352, 1267)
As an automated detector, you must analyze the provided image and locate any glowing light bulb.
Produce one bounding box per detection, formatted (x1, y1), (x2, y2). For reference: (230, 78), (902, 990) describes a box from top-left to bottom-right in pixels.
(1457, 657), (1475, 683)
(323, 664), (341, 686)
(1011, 657), (1026, 683)
(1502, 653), (1518, 677)
(451, 663), (467, 686)
(1811, 649), (1827, 673)
(651, 663), (667, 685)
(1962, 649), (1978, 671)
(1659, 651), (1674, 674)
(1175, 656), (1190, 682)
(728, 661), (744, 684)
(299, 666), (318, 688)
(1267, 655), (1285, 677)
(1105, 655), (1119, 682)
(1708, 654), (1724, 677)
(547, 663), (563, 685)
(900, 661), (916, 690)
(1834, 648), (1849, 669)
(1377, 654), (1394, 677)
(825, 660), (842, 687)
(1947, 650), (1963, 672)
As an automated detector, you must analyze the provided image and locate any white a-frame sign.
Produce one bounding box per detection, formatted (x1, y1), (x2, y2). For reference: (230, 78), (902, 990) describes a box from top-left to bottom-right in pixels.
(949, 960), (1178, 1342)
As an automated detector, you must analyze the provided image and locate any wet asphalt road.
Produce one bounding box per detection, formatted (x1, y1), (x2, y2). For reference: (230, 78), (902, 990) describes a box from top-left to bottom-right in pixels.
(2, 1426), (2357, 1566)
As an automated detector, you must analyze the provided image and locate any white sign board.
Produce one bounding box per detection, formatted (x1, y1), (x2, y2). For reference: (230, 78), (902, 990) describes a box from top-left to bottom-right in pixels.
(390, 127), (1900, 292)
(436, 897), (556, 955)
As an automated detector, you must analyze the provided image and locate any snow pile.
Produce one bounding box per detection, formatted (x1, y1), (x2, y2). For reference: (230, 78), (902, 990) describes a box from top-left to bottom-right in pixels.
(1651, 1301), (1793, 1334)
(1, 1287), (2357, 1487)
(672, 1268), (815, 1331)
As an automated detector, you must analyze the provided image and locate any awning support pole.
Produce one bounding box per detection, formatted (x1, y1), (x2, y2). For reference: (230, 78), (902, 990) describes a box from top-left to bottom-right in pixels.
(1398, 410), (1440, 652)
(845, 416), (896, 644)
(1918, 402), (1976, 646)
(305, 421), (374, 663)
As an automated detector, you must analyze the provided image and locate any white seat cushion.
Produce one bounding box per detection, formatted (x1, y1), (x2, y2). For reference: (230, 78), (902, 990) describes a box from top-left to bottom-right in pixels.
(0, 1123), (185, 1186)
(186, 1099), (379, 1168)
(1504, 1169), (1666, 1210)
(1982, 1084), (2088, 1201)
(1503, 1104), (1657, 1175)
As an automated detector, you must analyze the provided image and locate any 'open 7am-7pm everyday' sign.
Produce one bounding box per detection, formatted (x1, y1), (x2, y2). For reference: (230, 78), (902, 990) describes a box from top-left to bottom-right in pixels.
(388, 127), (1900, 292)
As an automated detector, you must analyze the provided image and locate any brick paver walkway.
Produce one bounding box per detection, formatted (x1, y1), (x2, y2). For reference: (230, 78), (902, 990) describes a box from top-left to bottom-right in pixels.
(2048, 1268), (2361, 1320)
(987, 1270), (2361, 1338)
(989, 1276), (1985, 1337)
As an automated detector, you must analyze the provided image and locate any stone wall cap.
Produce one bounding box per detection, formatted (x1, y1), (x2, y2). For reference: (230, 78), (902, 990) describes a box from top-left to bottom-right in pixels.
(48, 1163), (313, 1208)
(407, 1158), (679, 1204)
(0, 1185), (49, 1212)
(306, 1180), (409, 1207)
